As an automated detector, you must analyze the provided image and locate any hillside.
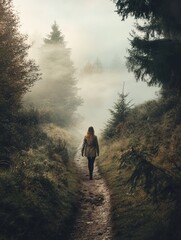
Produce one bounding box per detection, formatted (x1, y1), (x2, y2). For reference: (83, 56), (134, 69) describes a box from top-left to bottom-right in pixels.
(0, 120), (79, 240)
(98, 94), (181, 240)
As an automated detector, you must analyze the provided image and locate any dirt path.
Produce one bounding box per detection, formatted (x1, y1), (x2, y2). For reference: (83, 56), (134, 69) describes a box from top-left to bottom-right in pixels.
(70, 148), (112, 240)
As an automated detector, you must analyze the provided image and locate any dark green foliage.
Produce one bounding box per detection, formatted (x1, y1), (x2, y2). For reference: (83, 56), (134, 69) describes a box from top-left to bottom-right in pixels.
(129, 159), (176, 200)
(114, 0), (181, 35)
(103, 91), (181, 199)
(127, 35), (181, 92)
(0, 4), (79, 240)
(103, 91), (133, 139)
(0, 0), (40, 164)
(113, 0), (181, 93)
(0, 108), (46, 168)
(0, 134), (79, 240)
(118, 147), (146, 169)
(0, 0), (40, 114)
(99, 93), (181, 239)
(118, 147), (177, 201)
(0, 173), (77, 240)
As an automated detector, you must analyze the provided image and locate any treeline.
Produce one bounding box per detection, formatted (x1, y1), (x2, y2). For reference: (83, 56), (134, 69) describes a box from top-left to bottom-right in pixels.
(0, 1), (80, 239)
(98, 1), (181, 239)
(80, 55), (123, 75)
(0, 0), (40, 165)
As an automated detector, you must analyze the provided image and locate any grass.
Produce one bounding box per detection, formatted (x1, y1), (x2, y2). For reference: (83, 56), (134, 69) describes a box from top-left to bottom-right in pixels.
(98, 95), (181, 240)
(98, 143), (176, 240)
(0, 123), (80, 240)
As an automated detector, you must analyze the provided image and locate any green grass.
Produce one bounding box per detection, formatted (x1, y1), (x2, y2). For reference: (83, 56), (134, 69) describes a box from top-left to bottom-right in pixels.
(98, 95), (181, 240)
(98, 147), (176, 240)
(0, 124), (80, 240)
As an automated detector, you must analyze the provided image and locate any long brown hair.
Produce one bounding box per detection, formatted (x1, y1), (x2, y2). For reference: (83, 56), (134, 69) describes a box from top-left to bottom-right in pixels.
(87, 126), (94, 135)
(86, 126), (95, 141)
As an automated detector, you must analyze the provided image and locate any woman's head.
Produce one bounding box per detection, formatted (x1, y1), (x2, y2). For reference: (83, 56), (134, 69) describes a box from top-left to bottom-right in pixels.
(87, 126), (94, 135)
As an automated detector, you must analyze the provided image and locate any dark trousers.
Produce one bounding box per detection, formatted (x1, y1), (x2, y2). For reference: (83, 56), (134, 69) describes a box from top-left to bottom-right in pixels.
(87, 157), (95, 179)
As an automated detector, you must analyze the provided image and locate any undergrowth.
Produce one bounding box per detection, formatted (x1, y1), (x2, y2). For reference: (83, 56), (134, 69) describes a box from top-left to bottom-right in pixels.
(98, 94), (181, 240)
(0, 108), (79, 240)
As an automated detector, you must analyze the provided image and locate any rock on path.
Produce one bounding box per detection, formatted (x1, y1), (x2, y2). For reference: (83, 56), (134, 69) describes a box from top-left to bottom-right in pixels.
(70, 149), (112, 240)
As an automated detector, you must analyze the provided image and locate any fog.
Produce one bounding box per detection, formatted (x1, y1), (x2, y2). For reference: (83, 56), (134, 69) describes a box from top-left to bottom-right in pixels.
(14, 0), (159, 135)
(78, 70), (158, 134)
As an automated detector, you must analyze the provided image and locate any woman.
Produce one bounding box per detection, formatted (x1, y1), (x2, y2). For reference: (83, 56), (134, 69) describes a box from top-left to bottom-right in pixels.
(81, 126), (99, 180)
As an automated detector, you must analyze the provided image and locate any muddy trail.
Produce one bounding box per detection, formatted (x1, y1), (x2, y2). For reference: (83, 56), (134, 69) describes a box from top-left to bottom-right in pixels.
(70, 149), (112, 240)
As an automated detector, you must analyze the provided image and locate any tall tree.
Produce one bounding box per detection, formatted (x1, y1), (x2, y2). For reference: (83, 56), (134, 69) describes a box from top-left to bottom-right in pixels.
(31, 22), (82, 126)
(0, 0), (40, 116)
(0, 0), (40, 164)
(113, 0), (181, 94)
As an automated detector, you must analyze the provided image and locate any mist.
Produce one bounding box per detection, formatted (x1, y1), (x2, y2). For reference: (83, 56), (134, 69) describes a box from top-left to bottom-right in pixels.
(77, 69), (158, 134)
(14, 0), (159, 135)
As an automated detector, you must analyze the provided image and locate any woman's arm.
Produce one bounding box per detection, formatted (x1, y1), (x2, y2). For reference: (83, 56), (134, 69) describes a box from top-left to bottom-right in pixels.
(81, 137), (87, 156)
(96, 136), (99, 156)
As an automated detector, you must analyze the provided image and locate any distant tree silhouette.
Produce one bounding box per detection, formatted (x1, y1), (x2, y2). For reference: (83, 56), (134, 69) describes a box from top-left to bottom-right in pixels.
(82, 61), (95, 75)
(44, 21), (65, 45)
(31, 22), (82, 126)
(81, 58), (103, 75)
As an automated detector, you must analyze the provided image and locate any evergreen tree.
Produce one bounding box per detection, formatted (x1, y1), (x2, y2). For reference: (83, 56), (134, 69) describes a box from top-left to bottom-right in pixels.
(103, 90), (132, 139)
(31, 22), (82, 126)
(114, 0), (181, 34)
(113, 0), (181, 94)
(44, 21), (64, 45)
(0, 0), (40, 164)
(0, 0), (40, 116)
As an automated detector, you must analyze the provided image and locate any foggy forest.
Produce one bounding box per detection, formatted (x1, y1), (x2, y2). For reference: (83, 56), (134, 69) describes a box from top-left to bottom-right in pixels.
(0, 0), (181, 240)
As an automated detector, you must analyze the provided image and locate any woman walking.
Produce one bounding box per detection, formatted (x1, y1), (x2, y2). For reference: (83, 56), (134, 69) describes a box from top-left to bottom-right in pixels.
(81, 126), (99, 180)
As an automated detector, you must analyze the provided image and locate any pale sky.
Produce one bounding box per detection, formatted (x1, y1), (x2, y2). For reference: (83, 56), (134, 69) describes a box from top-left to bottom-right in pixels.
(13, 0), (159, 134)
(14, 0), (133, 65)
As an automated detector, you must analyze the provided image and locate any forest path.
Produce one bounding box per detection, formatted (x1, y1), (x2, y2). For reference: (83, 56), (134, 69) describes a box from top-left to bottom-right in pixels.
(70, 148), (112, 240)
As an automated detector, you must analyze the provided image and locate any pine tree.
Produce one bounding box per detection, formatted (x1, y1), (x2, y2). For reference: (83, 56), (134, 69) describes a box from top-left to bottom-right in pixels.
(44, 21), (64, 45)
(103, 89), (132, 139)
(0, 0), (40, 116)
(0, 0), (40, 165)
(113, 0), (181, 94)
(32, 22), (82, 126)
